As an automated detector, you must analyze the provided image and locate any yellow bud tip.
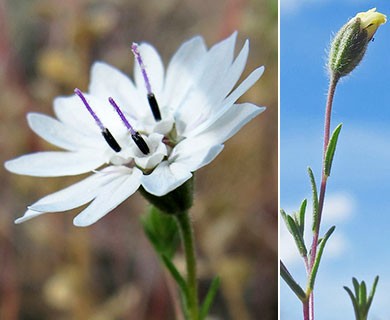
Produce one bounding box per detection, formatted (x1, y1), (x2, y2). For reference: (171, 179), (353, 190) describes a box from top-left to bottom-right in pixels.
(355, 8), (387, 40)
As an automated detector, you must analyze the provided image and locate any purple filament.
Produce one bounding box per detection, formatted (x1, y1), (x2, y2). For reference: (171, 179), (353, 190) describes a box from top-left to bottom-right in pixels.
(131, 43), (162, 122)
(131, 43), (152, 94)
(108, 97), (136, 135)
(108, 97), (150, 155)
(74, 88), (121, 152)
(74, 88), (105, 131)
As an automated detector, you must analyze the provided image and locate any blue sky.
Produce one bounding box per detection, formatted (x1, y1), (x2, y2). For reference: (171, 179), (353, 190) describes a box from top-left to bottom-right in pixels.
(280, 1), (390, 319)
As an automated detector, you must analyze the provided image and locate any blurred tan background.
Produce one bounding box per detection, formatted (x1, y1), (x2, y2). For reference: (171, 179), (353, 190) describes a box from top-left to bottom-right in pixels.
(0, 0), (277, 319)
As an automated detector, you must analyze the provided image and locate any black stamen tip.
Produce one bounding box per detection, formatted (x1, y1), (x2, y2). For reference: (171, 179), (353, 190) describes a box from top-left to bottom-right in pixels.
(102, 129), (122, 152)
(147, 93), (162, 121)
(132, 132), (150, 155)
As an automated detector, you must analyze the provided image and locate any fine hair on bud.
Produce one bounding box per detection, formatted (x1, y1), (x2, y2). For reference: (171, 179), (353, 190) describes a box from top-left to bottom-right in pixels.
(328, 8), (386, 80)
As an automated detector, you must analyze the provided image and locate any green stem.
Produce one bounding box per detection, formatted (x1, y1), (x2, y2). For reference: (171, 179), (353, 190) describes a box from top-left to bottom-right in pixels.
(175, 211), (199, 320)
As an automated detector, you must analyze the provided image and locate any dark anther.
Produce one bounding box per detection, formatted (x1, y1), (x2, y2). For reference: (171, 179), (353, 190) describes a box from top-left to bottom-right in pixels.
(102, 129), (122, 152)
(147, 93), (162, 121)
(132, 132), (150, 155)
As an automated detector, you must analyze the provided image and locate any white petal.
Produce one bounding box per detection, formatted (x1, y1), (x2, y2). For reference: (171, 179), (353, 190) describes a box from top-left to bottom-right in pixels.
(223, 66), (265, 108)
(73, 168), (142, 226)
(152, 116), (174, 135)
(163, 36), (207, 112)
(198, 103), (265, 143)
(54, 93), (131, 142)
(28, 170), (121, 212)
(15, 209), (47, 224)
(191, 31), (238, 98)
(141, 161), (192, 196)
(185, 67), (265, 138)
(89, 62), (145, 119)
(167, 103), (263, 172)
(27, 113), (96, 151)
(134, 43), (165, 99)
(175, 33), (242, 135)
(198, 31), (237, 81)
(171, 143), (224, 172)
(208, 40), (250, 111)
(53, 95), (99, 133)
(15, 167), (141, 225)
(133, 133), (167, 169)
(5, 151), (105, 177)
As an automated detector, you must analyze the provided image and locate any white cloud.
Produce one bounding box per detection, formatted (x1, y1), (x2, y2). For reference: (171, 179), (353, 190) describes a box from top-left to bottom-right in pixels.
(322, 192), (355, 224)
(324, 231), (348, 257)
(280, 191), (355, 266)
(280, 224), (302, 266)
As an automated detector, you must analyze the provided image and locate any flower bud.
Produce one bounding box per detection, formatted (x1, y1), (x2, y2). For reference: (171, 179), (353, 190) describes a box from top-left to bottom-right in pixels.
(328, 8), (386, 79)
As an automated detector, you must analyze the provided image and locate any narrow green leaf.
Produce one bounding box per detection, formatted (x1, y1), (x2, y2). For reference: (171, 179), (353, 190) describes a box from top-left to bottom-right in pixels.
(281, 209), (307, 256)
(281, 209), (295, 235)
(352, 277), (360, 297)
(324, 123), (342, 177)
(359, 281), (367, 308)
(161, 255), (189, 300)
(200, 277), (221, 320)
(280, 260), (307, 301)
(307, 226), (335, 291)
(298, 199), (307, 235)
(293, 213), (300, 231)
(366, 276), (379, 313)
(345, 276), (379, 320)
(280, 209), (289, 226)
(161, 255), (191, 320)
(344, 286), (360, 319)
(308, 167), (319, 232)
(286, 215), (307, 257)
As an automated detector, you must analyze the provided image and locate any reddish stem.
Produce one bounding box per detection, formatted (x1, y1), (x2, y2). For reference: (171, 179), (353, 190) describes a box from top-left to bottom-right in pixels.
(307, 75), (339, 320)
(303, 300), (310, 320)
(309, 293), (314, 320)
(310, 75), (338, 267)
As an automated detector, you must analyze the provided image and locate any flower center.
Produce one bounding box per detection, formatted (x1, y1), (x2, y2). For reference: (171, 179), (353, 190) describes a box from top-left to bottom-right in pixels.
(131, 43), (162, 122)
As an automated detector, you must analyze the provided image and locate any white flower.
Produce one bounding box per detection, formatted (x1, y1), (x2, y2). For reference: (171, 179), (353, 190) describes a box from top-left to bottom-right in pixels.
(5, 32), (265, 227)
